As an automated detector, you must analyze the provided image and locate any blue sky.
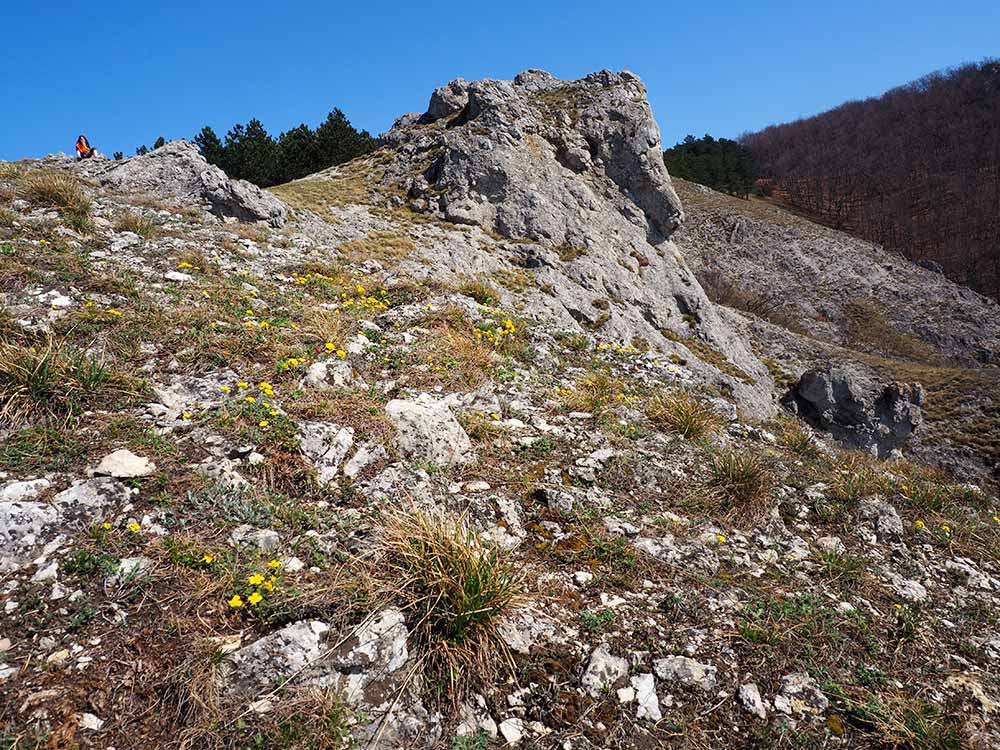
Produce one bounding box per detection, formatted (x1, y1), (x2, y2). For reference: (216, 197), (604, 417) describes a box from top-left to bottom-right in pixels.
(2, 0), (997, 160)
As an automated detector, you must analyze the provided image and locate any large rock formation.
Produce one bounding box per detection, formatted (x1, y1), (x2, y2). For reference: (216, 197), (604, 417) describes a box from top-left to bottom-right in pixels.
(78, 141), (287, 226)
(782, 364), (924, 457)
(374, 69), (774, 416)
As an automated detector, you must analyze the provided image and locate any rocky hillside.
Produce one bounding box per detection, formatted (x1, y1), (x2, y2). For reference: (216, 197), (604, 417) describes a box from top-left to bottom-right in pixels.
(673, 179), (1000, 487)
(1, 71), (999, 750)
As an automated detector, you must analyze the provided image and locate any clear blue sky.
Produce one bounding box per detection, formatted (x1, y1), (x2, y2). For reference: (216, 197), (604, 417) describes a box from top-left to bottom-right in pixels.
(2, 0), (997, 160)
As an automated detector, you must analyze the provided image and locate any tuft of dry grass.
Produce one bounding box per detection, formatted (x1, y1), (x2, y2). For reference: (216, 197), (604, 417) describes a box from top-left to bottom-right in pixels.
(114, 210), (158, 238)
(0, 338), (144, 426)
(0, 162), (23, 180)
(778, 418), (821, 459)
(828, 687), (966, 750)
(558, 370), (626, 418)
(369, 509), (526, 700)
(457, 276), (501, 306)
(707, 450), (775, 514)
(18, 170), (91, 230)
(698, 267), (805, 332)
(646, 390), (720, 439)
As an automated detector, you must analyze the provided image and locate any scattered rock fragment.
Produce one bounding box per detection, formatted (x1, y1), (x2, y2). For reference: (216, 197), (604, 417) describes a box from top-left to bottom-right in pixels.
(94, 449), (156, 479)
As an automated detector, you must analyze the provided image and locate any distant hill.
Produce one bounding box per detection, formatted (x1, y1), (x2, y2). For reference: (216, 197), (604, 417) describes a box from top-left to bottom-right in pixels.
(742, 58), (1000, 301)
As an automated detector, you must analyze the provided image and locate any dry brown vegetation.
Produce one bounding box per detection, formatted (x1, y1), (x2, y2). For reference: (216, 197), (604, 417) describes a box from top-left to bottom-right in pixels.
(646, 390), (720, 439)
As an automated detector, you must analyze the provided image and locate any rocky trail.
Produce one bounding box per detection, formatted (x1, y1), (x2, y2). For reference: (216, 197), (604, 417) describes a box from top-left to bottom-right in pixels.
(1, 70), (998, 750)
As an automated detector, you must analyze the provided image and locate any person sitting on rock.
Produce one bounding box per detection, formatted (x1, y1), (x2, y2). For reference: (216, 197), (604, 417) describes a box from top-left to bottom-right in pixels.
(75, 135), (96, 160)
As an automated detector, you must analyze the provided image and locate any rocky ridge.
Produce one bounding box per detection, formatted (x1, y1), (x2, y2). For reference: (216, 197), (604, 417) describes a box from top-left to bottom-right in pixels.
(0, 70), (998, 750)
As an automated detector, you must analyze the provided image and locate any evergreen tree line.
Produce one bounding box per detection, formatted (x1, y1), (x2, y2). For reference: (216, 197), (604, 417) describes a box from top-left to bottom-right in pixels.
(743, 58), (1000, 300)
(194, 109), (376, 187)
(663, 135), (757, 198)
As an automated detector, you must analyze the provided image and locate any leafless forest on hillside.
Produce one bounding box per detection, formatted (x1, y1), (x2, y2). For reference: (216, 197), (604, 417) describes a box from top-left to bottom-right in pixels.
(743, 59), (1000, 300)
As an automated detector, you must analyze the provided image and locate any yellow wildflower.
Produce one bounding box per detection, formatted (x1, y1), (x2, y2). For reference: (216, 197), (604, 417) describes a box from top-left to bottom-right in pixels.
(941, 524), (951, 534)
(336, 350), (346, 359)
(228, 594), (244, 608)
(237, 382), (249, 389)
(203, 554), (214, 564)
(220, 385), (231, 393)
(182, 412), (192, 420)
(101, 522), (112, 530)
(915, 519), (925, 529)
(717, 534), (727, 544)
(128, 521), (141, 533)
(248, 574), (264, 586)
(258, 420), (269, 428)
(267, 559), (282, 569)
(247, 591), (263, 605)
(325, 342), (336, 352)
(246, 396), (256, 404)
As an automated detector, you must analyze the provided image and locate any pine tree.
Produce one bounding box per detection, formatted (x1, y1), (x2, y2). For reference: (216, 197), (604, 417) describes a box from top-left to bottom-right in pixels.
(663, 135), (757, 198)
(193, 106), (375, 187)
(153, 136), (166, 149)
(194, 126), (225, 168)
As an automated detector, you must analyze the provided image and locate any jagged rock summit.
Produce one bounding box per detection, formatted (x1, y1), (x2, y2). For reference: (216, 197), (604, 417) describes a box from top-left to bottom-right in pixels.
(343, 69), (773, 415)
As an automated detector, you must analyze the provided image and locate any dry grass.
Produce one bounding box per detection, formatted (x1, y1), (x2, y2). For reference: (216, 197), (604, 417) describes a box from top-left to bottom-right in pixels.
(646, 390), (721, 439)
(17, 170), (91, 231)
(828, 688), (966, 750)
(336, 230), (414, 264)
(843, 299), (945, 364)
(0, 338), (144, 426)
(778, 417), (821, 459)
(296, 308), (355, 351)
(114, 210), (158, 238)
(270, 158), (387, 222)
(0, 163), (23, 181)
(493, 267), (534, 292)
(698, 267), (804, 332)
(707, 450), (775, 515)
(368, 509), (525, 700)
(457, 276), (501, 305)
(558, 370), (626, 418)
(673, 177), (806, 227)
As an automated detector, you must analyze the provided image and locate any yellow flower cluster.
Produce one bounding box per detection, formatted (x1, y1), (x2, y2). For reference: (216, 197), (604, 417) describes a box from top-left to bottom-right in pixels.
(292, 270), (338, 286)
(596, 342), (639, 354)
(177, 261), (202, 271)
(475, 317), (518, 349)
(278, 356), (306, 370)
(324, 343), (348, 358)
(341, 289), (391, 313)
(228, 561), (282, 609)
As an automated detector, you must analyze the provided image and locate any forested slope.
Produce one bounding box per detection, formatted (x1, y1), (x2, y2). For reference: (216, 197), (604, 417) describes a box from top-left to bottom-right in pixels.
(744, 59), (1000, 300)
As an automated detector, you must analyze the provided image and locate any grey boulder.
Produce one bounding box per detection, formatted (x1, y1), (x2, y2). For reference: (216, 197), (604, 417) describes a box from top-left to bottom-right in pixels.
(81, 140), (287, 227)
(386, 395), (473, 467)
(782, 364), (923, 457)
(1, 478), (130, 571)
